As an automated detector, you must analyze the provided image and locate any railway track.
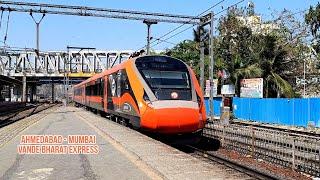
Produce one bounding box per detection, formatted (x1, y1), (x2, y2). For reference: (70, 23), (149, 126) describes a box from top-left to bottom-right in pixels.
(0, 104), (59, 149)
(0, 103), (30, 116)
(205, 121), (320, 178)
(182, 144), (280, 180)
(147, 134), (283, 180)
(142, 132), (280, 179)
(0, 103), (57, 128)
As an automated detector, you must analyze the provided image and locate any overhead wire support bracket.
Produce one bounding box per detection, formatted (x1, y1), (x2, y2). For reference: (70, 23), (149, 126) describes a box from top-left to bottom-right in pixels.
(0, 1), (201, 25)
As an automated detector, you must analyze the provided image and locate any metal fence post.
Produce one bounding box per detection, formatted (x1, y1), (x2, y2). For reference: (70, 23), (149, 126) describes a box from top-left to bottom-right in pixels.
(292, 137), (296, 170)
(251, 126), (255, 157)
(222, 125), (225, 147)
(318, 144), (320, 174)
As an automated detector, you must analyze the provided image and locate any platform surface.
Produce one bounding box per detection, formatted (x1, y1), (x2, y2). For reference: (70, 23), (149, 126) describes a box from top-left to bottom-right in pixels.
(0, 106), (247, 180)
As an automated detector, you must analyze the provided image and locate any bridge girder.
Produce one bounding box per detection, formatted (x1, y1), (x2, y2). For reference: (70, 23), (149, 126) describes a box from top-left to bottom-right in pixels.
(0, 49), (132, 77)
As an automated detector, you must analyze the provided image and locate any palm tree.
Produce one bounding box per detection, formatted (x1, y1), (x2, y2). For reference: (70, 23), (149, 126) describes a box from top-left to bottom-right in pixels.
(232, 63), (263, 96)
(258, 35), (294, 97)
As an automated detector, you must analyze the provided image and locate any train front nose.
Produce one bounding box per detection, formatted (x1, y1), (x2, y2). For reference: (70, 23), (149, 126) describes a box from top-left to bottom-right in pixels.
(141, 101), (204, 134)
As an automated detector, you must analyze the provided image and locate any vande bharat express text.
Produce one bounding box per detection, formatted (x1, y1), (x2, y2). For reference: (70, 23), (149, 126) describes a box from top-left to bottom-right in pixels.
(20, 135), (96, 144)
(17, 145), (99, 154)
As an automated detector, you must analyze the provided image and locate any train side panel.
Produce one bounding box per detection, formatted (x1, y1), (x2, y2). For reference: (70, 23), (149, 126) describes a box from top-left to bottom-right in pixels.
(104, 67), (141, 127)
(188, 67), (207, 126)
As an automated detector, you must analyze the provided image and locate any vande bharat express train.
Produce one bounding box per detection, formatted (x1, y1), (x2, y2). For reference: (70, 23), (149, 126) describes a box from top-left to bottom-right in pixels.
(73, 55), (207, 134)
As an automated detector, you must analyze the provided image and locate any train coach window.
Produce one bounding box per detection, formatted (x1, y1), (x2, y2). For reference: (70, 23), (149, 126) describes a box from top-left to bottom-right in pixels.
(93, 84), (98, 96)
(108, 73), (118, 97)
(85, 85), (91, 96)
(74, 88), (82, 96)
(121, 71), (130, 91)
(88, 83), (103, 97)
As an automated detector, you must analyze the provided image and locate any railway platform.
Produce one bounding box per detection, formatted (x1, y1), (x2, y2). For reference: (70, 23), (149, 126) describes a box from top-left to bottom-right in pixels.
(0, 106), (252, 180)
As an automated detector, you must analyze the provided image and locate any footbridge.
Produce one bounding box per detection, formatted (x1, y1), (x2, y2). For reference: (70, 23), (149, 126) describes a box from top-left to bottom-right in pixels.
(0, 49), (133, 78)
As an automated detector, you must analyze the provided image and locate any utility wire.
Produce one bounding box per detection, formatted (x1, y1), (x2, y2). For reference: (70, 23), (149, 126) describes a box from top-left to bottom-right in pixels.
(134, 0), (226, 52)
(150, 0), (226, 45)
(154, 38), (176, 46)
(150, 0), (245, 49)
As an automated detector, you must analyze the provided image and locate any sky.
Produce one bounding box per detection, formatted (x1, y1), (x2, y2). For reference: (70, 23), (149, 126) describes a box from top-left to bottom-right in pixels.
(0, 0), (319, 51)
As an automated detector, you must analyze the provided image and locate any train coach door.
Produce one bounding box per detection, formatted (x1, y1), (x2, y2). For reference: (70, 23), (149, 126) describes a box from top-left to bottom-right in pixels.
(116, 70), (122, 112)
(98, 78), (104, 110)
(107, 74), (116, 111)
(103, 76), (108, 112)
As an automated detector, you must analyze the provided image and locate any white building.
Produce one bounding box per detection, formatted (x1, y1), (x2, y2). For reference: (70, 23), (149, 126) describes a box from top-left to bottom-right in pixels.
(236, 15), (280, 34)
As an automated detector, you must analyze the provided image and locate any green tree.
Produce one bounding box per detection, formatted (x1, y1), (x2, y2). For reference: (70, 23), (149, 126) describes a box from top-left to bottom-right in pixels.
(214, 8), (295, 97)
(215, 12), (262, 96)
(305, 3), (320, 40)
(254, 34), (294, 97)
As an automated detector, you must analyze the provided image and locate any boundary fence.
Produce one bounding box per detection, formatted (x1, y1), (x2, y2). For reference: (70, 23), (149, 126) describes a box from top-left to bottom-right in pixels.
(204, 97), (320, 128)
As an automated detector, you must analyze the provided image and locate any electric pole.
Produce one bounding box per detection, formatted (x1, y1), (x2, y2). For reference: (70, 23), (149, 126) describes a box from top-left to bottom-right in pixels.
(30, 12), (45, 71)
(143, 20), (157, 55)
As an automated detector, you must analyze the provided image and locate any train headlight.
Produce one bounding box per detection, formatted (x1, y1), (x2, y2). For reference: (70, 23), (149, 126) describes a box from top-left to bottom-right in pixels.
(171, 92), (178, 99)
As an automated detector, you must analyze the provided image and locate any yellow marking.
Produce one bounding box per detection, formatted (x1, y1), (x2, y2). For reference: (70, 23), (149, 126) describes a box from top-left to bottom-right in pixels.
(67, 72), (96, 78)
(75, 112), (164, 180)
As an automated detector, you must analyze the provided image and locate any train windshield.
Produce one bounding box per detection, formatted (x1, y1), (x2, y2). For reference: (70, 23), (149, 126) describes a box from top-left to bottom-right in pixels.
(141, 70), (190, 89)
(135, 56), (192, 100)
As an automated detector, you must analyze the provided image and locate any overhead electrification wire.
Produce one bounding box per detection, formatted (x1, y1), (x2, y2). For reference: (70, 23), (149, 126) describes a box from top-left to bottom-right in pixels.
(150, 0), (245, 49)
(150, 0), (226, 44)
(154, 38), (176, 46)
(134, 0), (226, 52)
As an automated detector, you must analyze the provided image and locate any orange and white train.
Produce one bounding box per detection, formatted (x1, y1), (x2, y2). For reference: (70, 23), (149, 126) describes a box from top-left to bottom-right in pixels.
(73, 55), (206, 134)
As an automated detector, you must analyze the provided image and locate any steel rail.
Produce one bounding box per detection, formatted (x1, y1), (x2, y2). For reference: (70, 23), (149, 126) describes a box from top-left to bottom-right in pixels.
(204, 121), (320, 177)
(184, 145), (280, 180)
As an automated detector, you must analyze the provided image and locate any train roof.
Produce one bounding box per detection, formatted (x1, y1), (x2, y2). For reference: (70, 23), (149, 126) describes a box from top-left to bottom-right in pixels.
(74, 56), (134, 87)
